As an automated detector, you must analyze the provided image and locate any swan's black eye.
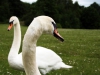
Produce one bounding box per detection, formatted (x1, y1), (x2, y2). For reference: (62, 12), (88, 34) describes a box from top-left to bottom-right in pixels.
(9, 20), (14, 24)
(52, 22), (57, 29)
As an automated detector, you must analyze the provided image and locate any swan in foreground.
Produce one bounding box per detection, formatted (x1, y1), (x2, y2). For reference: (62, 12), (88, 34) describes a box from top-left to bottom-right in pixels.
(22, 15), (65, 75)
(8, 16), (72, 75)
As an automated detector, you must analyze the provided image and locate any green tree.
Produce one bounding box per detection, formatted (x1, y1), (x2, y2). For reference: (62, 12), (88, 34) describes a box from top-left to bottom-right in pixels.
(0, 0), (11, 23)
(8, 0), (28, 18)
(80, 7), (100, 29)
(90, 2), (100, 15)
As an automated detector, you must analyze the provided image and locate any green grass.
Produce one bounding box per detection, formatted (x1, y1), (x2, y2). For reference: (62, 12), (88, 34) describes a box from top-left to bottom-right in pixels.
(0, 24), (100, 75)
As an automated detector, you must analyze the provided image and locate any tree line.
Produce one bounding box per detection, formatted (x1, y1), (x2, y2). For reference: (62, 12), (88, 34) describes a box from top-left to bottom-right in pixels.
(0, 0), (100, 29)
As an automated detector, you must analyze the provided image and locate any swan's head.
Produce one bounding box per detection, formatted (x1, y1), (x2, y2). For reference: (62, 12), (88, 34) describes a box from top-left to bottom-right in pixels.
(8, 16), (19, 31)
(51, 21), (64, 42)
(34, 16), (64, 42)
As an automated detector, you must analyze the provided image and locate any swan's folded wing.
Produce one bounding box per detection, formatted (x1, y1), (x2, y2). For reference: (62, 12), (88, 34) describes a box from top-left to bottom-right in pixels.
(36, 46), (62, 68)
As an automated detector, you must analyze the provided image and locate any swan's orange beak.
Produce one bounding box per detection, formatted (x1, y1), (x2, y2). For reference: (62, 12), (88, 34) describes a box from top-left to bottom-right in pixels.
(8, 24), (13, 31)
(53, 29), (64, 42)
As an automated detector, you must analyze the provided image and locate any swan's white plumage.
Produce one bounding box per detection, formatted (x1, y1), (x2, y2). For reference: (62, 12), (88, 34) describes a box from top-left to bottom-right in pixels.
(36, 46), (72, 74)
(8, 16), (72, 75)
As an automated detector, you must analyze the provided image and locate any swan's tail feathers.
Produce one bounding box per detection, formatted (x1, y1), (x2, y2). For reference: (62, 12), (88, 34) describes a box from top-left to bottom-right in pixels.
(54, 62), (73, 70)
(62, 64), (73, 69)
(60, 62), (73, 69)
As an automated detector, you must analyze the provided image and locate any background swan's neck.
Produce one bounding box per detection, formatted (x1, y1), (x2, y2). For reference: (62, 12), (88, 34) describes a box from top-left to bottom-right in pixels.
(8, 22), (21, 58)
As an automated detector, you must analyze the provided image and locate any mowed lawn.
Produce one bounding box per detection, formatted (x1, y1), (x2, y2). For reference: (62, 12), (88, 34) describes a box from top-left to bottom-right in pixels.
(0, 24), (100, 75)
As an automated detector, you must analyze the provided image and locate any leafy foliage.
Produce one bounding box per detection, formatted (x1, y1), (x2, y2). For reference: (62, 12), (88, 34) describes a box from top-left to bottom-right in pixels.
(0, 0), (100, 29)
(80, 7), (100, 29)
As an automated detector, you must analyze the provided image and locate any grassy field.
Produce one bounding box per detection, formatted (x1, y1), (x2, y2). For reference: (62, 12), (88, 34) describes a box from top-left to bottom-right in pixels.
(0, 24), (100, 75)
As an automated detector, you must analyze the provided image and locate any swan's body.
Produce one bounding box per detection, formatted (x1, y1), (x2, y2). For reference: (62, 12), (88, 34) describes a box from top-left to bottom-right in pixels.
(8, 16), (72, 75)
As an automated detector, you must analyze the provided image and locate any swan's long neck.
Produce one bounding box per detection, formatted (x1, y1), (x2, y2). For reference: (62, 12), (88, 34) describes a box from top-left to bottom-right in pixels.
(22, 21), (42, 75)
(8, 22), (21, 59)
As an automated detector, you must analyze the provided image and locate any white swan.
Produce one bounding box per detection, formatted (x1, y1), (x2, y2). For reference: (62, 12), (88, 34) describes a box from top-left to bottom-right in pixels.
(8, 16), (72, 75)
(22, 15), (66, 75)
